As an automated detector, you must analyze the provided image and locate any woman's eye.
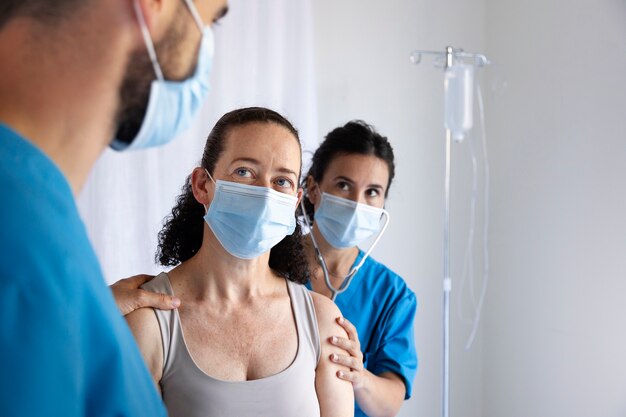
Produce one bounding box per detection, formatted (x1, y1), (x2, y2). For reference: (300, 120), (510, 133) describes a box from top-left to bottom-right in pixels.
(337, 181), (350, 191)
(366, 188), (380, 197)
(275, 178), (293, 189)
(235, 168), (252, 178)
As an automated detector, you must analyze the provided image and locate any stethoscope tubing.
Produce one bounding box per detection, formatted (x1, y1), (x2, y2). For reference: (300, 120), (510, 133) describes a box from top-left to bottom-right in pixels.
(299, 200), (390, 301)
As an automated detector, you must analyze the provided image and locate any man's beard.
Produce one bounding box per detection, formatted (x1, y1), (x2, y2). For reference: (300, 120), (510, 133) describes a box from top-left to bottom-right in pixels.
(114, 50), (153, 144)
(114, 6), (190, 146)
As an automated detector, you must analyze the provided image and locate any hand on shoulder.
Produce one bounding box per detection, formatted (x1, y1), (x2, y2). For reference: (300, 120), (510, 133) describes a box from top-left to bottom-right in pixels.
(110, 274), (180, 316)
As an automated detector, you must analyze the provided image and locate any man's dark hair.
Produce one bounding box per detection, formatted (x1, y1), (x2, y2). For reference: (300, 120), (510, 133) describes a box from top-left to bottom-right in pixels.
(0, 1), (85, 30)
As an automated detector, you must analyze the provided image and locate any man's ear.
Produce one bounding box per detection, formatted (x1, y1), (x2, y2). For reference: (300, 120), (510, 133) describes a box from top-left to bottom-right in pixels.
(190, 167), (213, 206)
(131, 0), (155, 30)
(131, 0), (174, 40)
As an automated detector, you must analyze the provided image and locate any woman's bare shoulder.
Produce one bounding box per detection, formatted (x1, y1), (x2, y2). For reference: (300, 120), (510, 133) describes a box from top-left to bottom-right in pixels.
(309, 292), (348, 341)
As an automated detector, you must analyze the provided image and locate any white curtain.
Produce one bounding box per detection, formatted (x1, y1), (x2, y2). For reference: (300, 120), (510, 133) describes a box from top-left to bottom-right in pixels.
(78, 0), (318, 284)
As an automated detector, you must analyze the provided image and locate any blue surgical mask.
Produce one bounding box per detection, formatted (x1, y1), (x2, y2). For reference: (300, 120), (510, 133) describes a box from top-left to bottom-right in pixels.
(314, 192), (388, 249)
(204, 175), (298, 259)
(111, 0), (214, 151)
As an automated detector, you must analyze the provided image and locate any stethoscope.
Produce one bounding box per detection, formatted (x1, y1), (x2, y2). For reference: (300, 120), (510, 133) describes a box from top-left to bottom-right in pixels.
(299, 199), (390, 301)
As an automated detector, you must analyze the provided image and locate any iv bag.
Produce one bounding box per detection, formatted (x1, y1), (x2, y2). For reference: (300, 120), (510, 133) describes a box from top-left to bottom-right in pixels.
(444, 64), (474, 142)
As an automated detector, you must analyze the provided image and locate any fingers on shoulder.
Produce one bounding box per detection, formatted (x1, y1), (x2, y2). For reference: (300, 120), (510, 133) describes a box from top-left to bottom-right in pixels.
(113, 274), (152, 289)
(130, 274), (157, 286)
(136, 288), (170, 309)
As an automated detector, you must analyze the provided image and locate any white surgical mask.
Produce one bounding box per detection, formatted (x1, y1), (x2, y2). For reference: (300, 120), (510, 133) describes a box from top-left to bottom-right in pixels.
(204, 173), (298, 259)
(111, 0), (214, 151)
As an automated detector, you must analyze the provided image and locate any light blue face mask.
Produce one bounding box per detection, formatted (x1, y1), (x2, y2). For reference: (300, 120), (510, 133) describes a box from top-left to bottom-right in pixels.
(204, 174), (299, 260)
(111, 0), (214, 151)
(314, 192), (388, 249)
(300, 192), (390, 300)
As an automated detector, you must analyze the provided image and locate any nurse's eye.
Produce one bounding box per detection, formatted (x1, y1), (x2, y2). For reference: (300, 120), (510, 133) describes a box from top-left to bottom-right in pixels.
(275, 177), (294, 189)
(234, 168), (253, 178)
(366, 188), (380, 198)
(337, 181), (350, 191)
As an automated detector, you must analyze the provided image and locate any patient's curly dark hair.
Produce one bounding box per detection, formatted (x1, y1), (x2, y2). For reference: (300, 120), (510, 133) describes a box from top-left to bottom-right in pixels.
(156, 107), (310, 284)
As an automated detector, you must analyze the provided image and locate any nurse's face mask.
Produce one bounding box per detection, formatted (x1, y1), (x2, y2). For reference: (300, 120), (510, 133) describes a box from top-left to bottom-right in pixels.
(203, 170), (298, 259)
(313, 192), (388, 249)
(300, 186), (390, 300)
(112, 0), (215, 151)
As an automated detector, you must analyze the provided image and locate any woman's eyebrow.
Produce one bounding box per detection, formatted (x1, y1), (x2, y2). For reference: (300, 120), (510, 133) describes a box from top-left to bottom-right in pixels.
(232, 158), (298, 178)
(335, 176), (384, 190)
(333, 175), (355, 184)
(277, 167), (299, 178)
(231, 157), (261, 166)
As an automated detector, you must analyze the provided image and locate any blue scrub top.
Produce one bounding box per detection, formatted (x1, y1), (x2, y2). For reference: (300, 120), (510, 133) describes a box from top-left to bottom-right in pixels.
(307, 250), (418, 417)
(0, 125), (166, 417)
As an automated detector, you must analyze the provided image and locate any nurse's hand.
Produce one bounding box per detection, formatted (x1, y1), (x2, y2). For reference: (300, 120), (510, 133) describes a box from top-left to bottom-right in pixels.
(110, 274), (181, 316)
(330, 319), (406, 417)
(329, 316), (365, 390)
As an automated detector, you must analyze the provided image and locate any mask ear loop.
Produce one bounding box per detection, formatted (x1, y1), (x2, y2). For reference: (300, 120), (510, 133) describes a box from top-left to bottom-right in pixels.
(203, 168), (216, 214)
(182, 0), (206, 31)
(204, 168), (216, 184)
(300, 199), (390, 302)
(132, 0), (164, 81)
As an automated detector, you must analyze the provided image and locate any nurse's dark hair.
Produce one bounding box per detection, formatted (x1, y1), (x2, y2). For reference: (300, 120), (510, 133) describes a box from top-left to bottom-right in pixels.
(301, 120), (395, 221)
(0, 0), (86, 29)
(156, 107), (310, 284)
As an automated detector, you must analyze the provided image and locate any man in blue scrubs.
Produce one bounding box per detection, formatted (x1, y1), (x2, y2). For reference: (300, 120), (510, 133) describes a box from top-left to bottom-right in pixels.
(0, 0), (227, 415)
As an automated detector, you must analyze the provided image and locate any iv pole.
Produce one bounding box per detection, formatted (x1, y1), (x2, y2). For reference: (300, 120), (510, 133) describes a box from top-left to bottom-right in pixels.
(442, 46), (453, 417)
(410, 46), (489, 417)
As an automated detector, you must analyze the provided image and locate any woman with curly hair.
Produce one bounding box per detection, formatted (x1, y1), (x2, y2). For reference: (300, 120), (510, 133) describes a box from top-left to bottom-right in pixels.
(125, 107), (354, 417)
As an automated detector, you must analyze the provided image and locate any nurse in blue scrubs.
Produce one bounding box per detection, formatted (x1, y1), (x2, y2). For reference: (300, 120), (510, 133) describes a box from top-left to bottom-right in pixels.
(300, 121), (417, 417)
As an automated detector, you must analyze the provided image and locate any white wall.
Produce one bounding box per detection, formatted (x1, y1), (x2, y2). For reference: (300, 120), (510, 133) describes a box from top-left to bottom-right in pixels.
(314, 0), (626, 417)
(313, 1), (487, 416)
(483, 1), (626, 416)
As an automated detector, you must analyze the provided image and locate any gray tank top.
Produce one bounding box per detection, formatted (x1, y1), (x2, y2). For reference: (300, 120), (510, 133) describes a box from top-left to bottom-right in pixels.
(143, 273), (322, 417)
